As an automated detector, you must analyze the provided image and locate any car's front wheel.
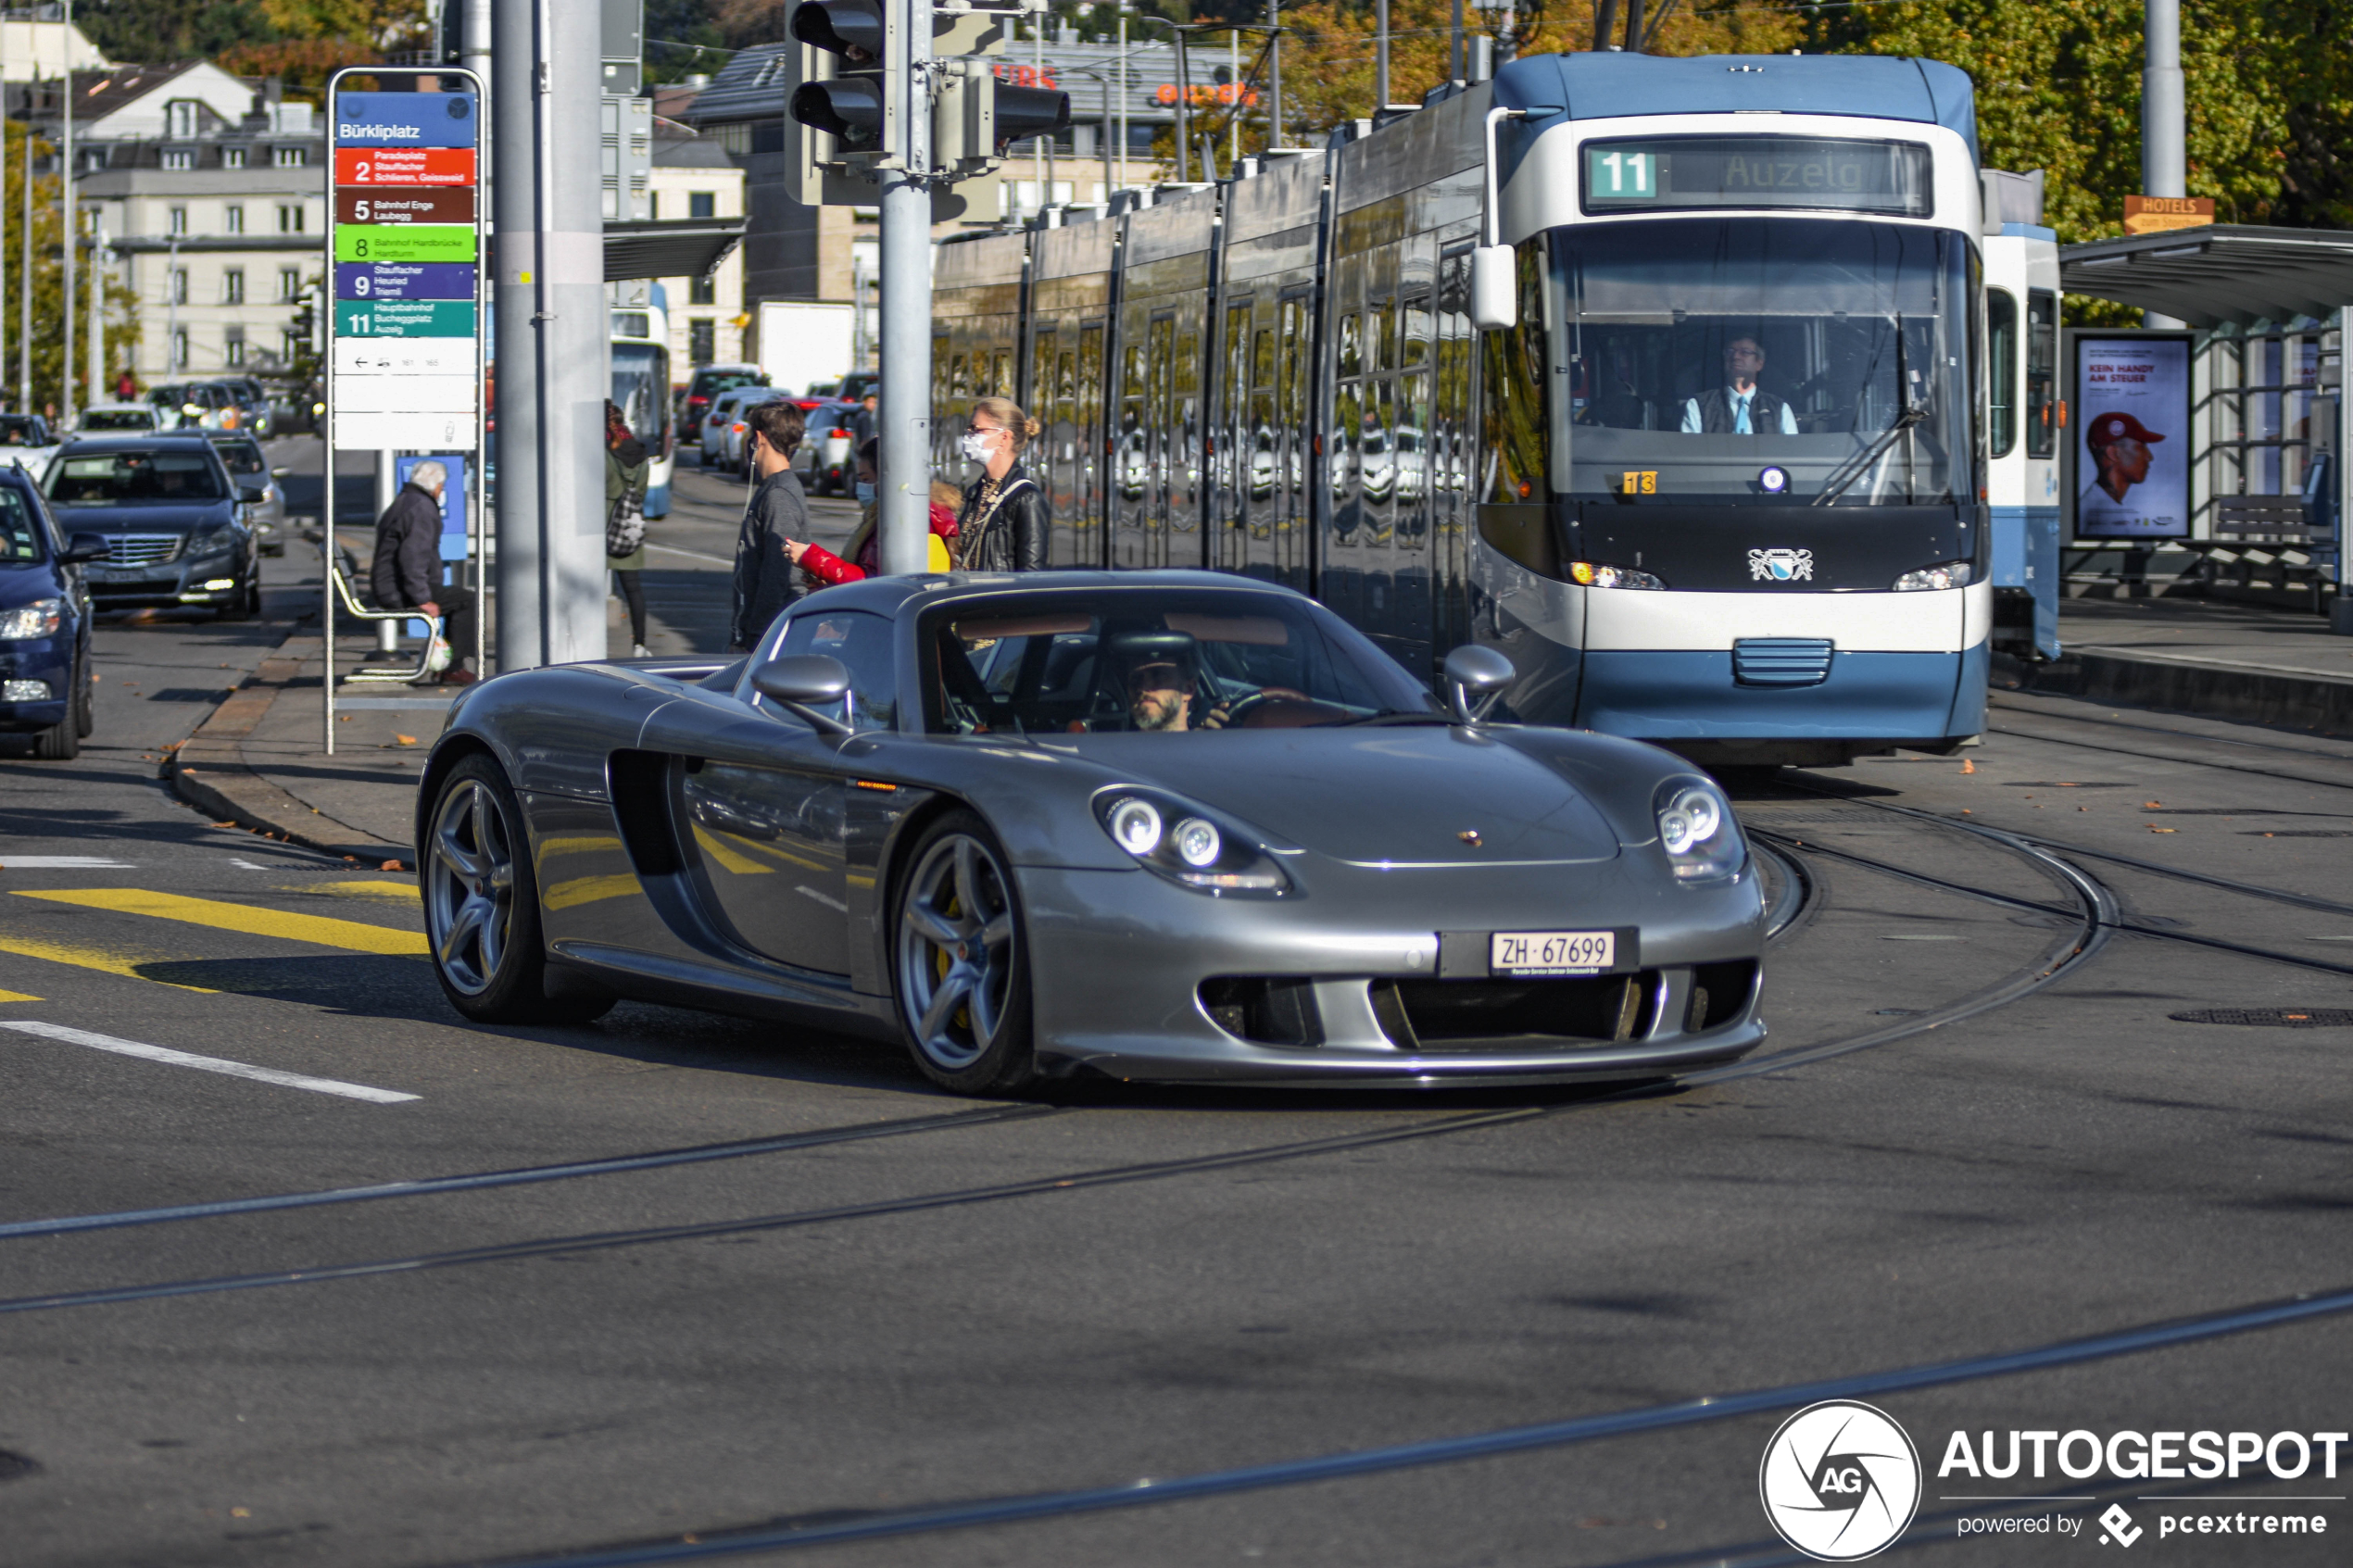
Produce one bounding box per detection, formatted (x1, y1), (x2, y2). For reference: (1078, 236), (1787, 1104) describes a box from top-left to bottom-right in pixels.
(424, 755), (611, 1024)
(892, 810), (1036, 1094)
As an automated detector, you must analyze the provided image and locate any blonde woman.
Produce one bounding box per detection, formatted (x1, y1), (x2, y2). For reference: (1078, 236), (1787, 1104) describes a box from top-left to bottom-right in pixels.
(954, 396), (1049, 571)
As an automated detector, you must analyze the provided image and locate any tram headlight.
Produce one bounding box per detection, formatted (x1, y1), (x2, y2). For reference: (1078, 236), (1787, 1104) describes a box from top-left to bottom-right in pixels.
(1653, 776), (1744, 883)
(1893, 560), (1973, 592)
(1567, 561), (1666, 591)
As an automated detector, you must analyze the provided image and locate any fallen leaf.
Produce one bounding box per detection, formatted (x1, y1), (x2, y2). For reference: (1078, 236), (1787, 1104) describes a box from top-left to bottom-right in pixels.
(211, 821), (235, 828)
(2144, 800), (2161, 809)
(1959, 759), (1975, 774)
(395, 734), (418, 746)
(2150, 826), (2178, 834)
(381, 859), (405, 872)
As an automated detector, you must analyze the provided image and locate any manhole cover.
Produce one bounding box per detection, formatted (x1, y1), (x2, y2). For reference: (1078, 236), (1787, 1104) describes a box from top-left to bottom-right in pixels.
(2169, 1009), (2353, 1027)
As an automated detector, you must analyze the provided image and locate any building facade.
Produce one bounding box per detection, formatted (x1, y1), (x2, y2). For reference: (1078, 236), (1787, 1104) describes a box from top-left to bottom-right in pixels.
(649, 122), (747, 374)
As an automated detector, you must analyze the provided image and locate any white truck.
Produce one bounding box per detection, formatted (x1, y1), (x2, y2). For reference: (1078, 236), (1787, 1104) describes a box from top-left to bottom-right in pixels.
(751, 302), (856, 397)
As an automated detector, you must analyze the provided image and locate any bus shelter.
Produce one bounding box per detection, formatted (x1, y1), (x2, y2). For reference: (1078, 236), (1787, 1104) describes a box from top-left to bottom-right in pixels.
(2057, 225), (2353, 611)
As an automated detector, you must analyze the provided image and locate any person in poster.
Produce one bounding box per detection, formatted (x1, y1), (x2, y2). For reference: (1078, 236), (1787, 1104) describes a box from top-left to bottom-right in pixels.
(2075, 338), (2190, 537)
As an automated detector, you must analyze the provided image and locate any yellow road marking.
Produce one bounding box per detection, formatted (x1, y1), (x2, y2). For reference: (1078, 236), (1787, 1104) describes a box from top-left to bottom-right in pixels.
(303, 880), (419, 901)
(545, 873), (641, 910)
(15, 889), (428, 957)
(0, 936), (219, 993)
(0, 988), (40, 1002)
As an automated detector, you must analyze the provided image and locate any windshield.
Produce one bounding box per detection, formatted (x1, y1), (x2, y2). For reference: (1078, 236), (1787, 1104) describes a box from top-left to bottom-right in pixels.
(214, 442), (267, 476)
(81, 410), (154, 431)
(0, 417), (44, 445)
(0, 487), (44, 560)
(48, 449), (228, 504)
(611, 342), (671, 444)
(696, 370), (763, 400)
(1551, 217), (1978, 505)
(923, 590), (1440, 735)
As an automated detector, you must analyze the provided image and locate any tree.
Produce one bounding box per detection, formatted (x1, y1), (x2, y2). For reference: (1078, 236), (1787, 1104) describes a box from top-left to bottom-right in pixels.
(72, 0), (279, 63)
(0, 123), (142, 413)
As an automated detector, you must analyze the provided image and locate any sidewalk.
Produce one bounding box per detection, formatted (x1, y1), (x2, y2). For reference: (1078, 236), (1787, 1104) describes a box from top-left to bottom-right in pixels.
(2032, 596), (2353, 737)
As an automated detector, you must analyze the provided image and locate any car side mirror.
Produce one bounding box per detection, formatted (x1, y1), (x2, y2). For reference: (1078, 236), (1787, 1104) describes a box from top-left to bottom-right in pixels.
(749, 654), (854, 736)
(60, 532), (107, 564)
(1470, 245), (1517, 332)
(1441, 644), (1514, 725)
(238, 485), (267, 505)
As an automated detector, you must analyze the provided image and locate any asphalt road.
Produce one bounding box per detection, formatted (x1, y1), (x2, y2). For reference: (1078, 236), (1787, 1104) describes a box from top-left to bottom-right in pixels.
(0, 508), (2348, 1565)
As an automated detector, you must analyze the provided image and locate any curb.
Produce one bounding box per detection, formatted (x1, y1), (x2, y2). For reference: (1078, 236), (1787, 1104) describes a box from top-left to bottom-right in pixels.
(165, 635), (412, 867)
(2031, 646), (2353, 740)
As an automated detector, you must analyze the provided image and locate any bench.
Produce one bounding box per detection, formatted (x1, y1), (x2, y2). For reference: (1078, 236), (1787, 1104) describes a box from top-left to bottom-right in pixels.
(326, 546), (441, 685)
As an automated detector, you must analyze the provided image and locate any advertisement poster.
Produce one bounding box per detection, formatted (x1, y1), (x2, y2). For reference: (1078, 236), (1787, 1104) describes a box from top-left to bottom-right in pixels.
(2073, 335), (2192, 538)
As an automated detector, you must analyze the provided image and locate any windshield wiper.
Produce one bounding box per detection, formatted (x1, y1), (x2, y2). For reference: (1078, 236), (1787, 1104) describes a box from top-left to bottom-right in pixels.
(1813, 401), (1928, 507)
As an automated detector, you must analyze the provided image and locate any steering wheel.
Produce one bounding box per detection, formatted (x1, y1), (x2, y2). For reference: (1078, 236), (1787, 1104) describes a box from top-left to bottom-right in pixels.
(1219, 687), (1315, 729)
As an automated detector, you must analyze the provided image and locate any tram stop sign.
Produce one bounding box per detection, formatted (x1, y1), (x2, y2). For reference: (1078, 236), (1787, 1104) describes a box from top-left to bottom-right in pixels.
(329, 90), (483, 451)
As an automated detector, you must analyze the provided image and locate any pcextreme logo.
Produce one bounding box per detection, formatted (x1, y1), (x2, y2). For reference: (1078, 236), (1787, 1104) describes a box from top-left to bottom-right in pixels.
(1760, 1400), (1923, 1561)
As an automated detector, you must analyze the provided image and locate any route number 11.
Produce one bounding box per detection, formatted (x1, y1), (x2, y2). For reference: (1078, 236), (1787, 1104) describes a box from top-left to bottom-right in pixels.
(1594, 149), (1655, 198)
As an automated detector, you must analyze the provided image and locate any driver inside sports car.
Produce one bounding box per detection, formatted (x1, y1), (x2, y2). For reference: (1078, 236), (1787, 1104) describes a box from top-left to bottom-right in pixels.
(1118, 634), (1229, 733)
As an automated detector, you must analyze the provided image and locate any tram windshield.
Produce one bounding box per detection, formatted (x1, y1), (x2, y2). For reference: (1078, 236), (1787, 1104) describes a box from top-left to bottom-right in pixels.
(1552, 218), (1978, 506)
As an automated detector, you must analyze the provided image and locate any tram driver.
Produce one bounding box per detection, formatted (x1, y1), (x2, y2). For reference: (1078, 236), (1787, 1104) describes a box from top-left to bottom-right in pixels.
(1681, 336), (1799, 435)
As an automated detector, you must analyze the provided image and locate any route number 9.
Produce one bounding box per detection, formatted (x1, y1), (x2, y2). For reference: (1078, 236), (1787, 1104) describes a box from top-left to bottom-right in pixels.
(352, 276), (371, 296)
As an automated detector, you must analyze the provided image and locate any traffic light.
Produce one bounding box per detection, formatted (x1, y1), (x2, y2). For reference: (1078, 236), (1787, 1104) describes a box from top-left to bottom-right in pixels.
(934, 59), (1071, 175)
(787, 0), (888, 163)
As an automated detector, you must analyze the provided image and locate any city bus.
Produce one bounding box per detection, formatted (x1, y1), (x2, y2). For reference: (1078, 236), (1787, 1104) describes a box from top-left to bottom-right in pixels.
(610, 295), (674, 519)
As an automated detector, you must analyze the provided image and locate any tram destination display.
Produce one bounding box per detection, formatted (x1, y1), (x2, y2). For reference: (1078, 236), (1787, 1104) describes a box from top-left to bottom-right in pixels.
(329, 88), (482, 451)
(2070, 332), (2193, 540)
(1582, 136), (1932, 219)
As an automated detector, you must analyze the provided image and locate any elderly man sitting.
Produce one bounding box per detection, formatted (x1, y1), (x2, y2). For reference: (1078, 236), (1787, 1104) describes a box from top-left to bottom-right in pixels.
(370, 458), (477, 686)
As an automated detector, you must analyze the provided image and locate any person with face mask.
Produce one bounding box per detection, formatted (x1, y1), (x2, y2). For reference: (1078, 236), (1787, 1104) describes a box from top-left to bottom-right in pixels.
(954, 396), (1049, 571)
(603, 400), (653, 657)
(786, 444), (958, 583)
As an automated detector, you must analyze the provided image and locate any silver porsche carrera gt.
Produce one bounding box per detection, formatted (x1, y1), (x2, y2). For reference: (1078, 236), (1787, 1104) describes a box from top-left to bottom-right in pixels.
(416, 571), (1766, 1093)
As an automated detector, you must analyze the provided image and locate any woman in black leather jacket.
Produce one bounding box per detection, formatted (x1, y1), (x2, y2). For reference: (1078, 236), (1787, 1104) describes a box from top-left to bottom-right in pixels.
(955, 396), (1050, 571)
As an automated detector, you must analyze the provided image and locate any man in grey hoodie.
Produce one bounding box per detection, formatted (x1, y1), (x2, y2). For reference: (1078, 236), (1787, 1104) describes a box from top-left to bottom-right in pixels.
(729, 399), (809, 652)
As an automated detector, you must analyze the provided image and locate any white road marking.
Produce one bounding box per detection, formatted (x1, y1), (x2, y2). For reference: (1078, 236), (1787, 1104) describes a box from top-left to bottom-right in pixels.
(3, 1022), (420, 1103)
(644, 542), (736, 567)
(0, 857), (132, 869)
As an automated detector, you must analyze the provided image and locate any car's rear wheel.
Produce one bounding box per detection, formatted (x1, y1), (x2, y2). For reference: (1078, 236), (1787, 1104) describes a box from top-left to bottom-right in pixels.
(891, 810), (1036, 1094)
(424, 755), (611, 1024)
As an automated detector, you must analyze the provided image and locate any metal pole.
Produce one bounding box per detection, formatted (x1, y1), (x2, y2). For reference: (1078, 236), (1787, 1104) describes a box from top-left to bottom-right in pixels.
(164, 233), (177, 377)
(1032, 19), (1043, 213)
(539, 0), (603, 663)
(1377, 0), (1390, 109)
(2143, 0), (2185, 329)
(1116, 7), (1127, 194)
(18, 92), (30, 412)
(1593, 0), (1618, 51)
(57, 0), (71, 427)
(1450, 0), (1463, 80)
(1622, 0), (1644, 51)
(85, 214), (99, 406)
(463, 0), (493, 677)
(493, 0), (542, 667)
(1229, 31), (1239, 167)
(876, 0), (931, 576)
(1266, 0), (1282, 150)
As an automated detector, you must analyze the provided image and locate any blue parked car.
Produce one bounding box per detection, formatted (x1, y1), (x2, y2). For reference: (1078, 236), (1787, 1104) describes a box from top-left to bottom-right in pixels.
(0, 462), (103, 759)
(42, 435), (263, 621)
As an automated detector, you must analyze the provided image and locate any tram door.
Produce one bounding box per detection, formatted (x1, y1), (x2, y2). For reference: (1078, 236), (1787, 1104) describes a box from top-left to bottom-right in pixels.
(1215, 297), (1254, 577)
(1112, 315), (1176, 568)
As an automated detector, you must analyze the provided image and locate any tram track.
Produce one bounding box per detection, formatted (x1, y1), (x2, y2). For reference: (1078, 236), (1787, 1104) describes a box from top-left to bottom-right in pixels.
(438, 1276), (2353, 1568)
(0, 812), (2116, 1319)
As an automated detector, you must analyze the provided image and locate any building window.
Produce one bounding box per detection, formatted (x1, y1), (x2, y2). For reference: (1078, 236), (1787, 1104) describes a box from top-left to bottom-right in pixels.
(648, 191), (660, 220)
(166, 100), (199, 139)
(283, 328), (303, 362)
(279, 268), (301, 303)
(222, 269), (244, 306)
(273, 145), (307, 168)
(224, 205), (245, 235)
(162, 149), (193, 170)
(170, 269), (188, 306)
(221, 146), (246, 169)
(224, 325), (246, 368)
(689, 319), (716, 365)
(169, 206), (187, 236)
(689, 191), (716, 220)
(688, 275), (716, 306)
(170, 328), (187, 369)
(277, 204), (304, 233)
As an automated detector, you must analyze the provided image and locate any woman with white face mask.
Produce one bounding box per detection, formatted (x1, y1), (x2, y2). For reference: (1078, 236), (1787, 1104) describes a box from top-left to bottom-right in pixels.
(953, 397), (1049, 572)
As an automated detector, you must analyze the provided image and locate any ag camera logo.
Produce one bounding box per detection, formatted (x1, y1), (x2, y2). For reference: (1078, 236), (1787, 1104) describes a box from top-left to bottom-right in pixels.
(1759, 1400), (1922, 1561)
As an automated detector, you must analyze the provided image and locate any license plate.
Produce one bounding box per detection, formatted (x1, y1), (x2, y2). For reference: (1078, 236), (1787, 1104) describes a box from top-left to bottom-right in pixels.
(1491, 929), (1616, 976)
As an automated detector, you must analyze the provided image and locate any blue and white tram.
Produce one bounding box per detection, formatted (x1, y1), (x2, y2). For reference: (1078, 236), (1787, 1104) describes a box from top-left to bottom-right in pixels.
(1982, 206), (2063, 661)
(929, 50), (2019, 768)
(610, 295), (675, 519)
(1474, 53), (1992, 767)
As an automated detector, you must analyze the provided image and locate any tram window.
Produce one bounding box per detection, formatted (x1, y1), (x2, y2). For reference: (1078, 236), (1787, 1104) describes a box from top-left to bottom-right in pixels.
(1252, 327), (1276, 392)
(1402, 299), (1432, 368)
(1124, 341), (1145, 400)
(1032, 332), (1057, 418)
(2025, 289), (2058, 459)
(933, 334), (950, 410)
(1339, 313), (1363, 380)
(1370, 301), (1396, 375)
(1335, 380), (1361, 514)
(1987, 289), (2019, 458)
(950, 353), (970, 402)
(992, 350), (1013, 398)
(1282, 300), (1310, 501)
(1399, 373), (1430, 534)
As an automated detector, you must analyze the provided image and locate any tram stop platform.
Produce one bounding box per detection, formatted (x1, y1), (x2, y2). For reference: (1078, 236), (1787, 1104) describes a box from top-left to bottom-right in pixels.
(2023, 595), (2353, 739)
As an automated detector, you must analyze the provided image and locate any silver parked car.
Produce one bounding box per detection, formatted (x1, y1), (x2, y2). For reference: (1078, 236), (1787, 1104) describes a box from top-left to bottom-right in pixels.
(417, 572), (1767, 1094)
(207, 433), (289, 556)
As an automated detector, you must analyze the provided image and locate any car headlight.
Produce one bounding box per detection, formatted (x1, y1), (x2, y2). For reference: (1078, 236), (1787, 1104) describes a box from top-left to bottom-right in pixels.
(1093, 788), (1290, 896)
(1654, 776), (1744, 882)
(1893, 560), (1972, 592)
(0, 597), (61, 638)
(1567, 560), (1667, 590)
